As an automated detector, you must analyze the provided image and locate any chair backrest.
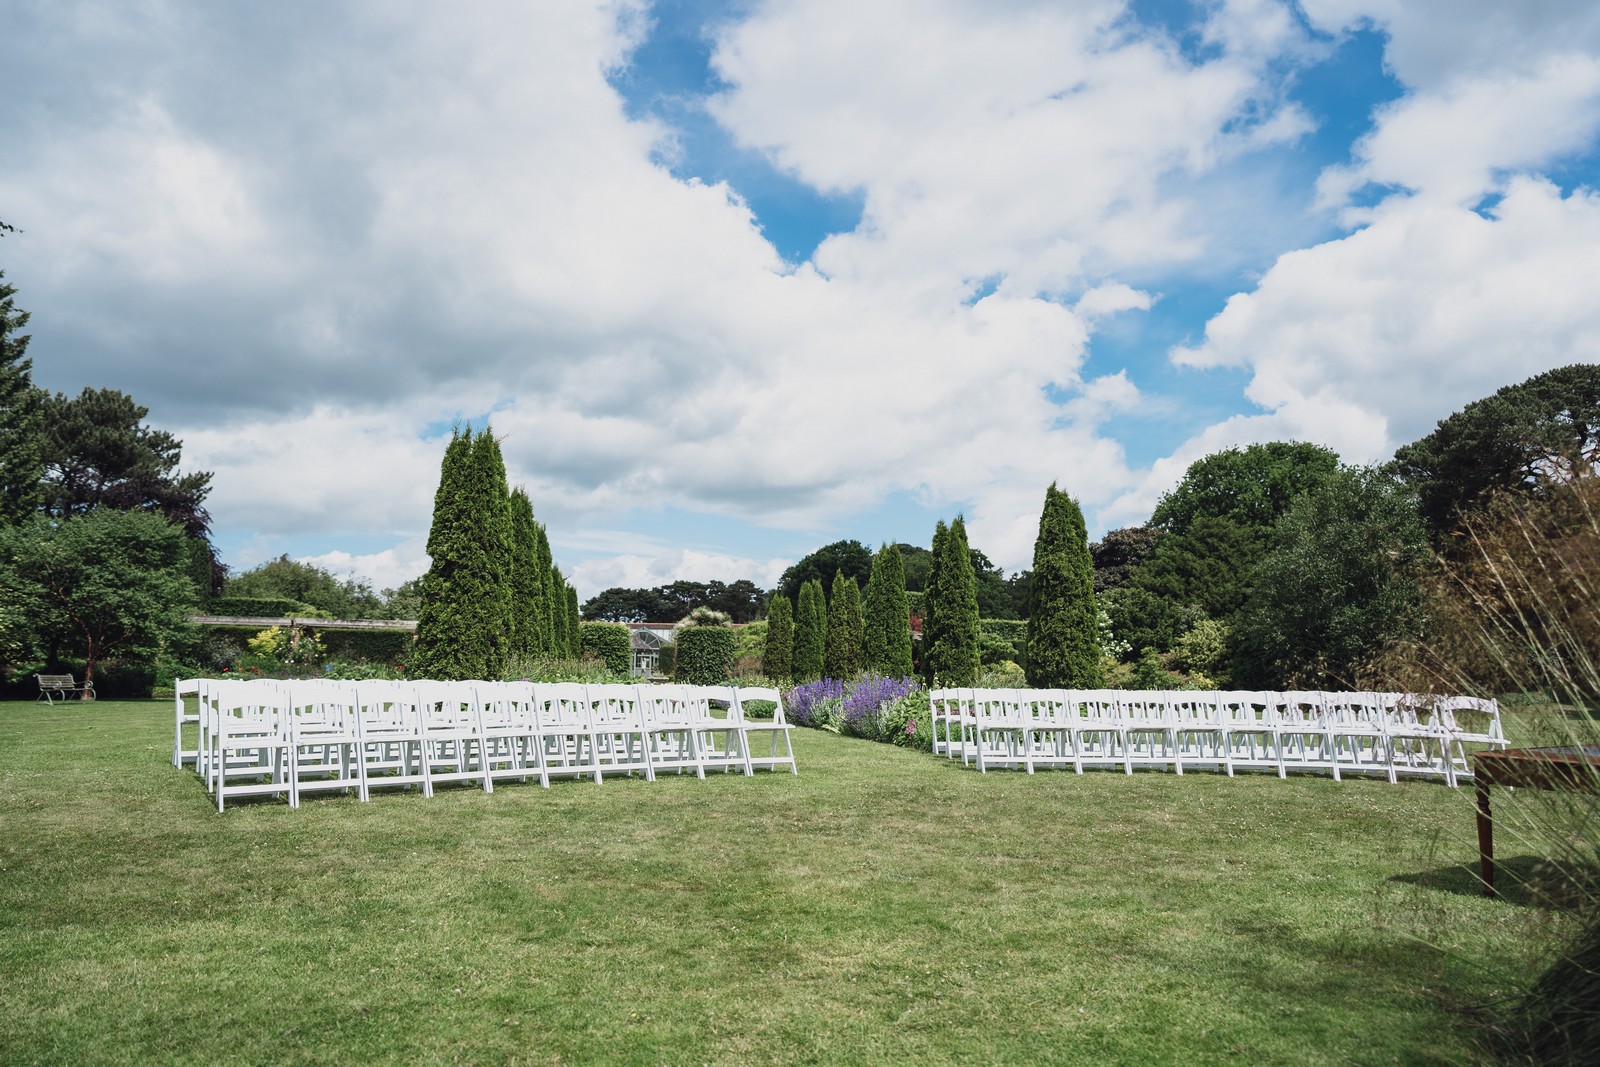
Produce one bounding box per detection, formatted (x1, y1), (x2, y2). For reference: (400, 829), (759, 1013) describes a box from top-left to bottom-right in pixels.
(733, 686), (787, 724)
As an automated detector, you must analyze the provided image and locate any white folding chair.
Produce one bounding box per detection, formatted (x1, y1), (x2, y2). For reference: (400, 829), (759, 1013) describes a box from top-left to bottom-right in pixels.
(174, 678), (201, 767)
(475, 681), (546, 789)
(1216, 691), (1275, 776)
(352, 681), (431, 796)
(534, 683), (602, 783)
(690, 685), (751, 775)
(589, 684), (655, 782)
(1325, 692), (1396, 782)
(1171, 692), (1227, 773)
(732, 686), (797, 774)
(286, 681), (366, 802)
(212, 681), (295, 811)
(415, 682), (492, 793)
(1120, 692), (1178, 772)
(969, 690), (1028, 773)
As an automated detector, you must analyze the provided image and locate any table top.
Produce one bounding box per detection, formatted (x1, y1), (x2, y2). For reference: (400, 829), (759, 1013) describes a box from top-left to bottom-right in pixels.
(1474, 745), (1600, 791)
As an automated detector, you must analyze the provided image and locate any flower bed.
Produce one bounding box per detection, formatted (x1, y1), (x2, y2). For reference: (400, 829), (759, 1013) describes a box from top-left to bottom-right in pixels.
(786, 674), (932, 751)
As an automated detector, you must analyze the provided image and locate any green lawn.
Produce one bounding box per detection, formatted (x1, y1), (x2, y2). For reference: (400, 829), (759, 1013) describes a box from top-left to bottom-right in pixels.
(0, 700), (1543, 1065)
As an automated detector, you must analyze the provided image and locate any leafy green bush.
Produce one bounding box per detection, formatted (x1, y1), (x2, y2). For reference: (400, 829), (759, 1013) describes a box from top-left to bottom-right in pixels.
(579, 621), (632, 675)
(501, 653), (632, 685)
(675, 626), (736, 685)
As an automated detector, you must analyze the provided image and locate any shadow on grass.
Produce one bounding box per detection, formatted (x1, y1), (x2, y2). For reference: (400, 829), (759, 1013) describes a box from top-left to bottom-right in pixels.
(1390, 855), (1549, 907)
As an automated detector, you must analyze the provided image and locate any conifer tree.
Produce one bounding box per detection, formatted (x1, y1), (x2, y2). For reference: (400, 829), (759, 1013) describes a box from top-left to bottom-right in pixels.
(922, 521), (948, 683)
(470, 429), (514, 677)
(1026, 483), (1103, 687)
(926, 516), (980, 686)
(566, 584), (581, 658)
(763, 593), (793, 681)
(792, 579), (826, 681)
(824, 572), (864, 679)
(0, 272), (44, 525)
(508, 488), (548, 658)
(550, 564), (570, 658)
(412, 428), (478, 679)
(862, 543), (914, 675)
(534, 523), (555, 652)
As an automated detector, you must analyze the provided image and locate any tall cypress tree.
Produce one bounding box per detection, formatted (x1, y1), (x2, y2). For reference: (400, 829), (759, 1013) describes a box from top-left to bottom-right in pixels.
(922, 521), (948, 683)
(534, 523), (555, 653)
(0, 273), (44, 525)
(412, 428), (478, 679)
(471, 429), (514, 678)
(824, 572), (864, 679)
(763, 594), (793, 681)
(1027, 483), (1103, 687)
(792, 579), (826, 682)
(926, 516), (980, 686)
(507, 488), (548, 659)
(550, 564), (570, 658)
(565, 584), (581, 658)
(862, 543), (913, 676)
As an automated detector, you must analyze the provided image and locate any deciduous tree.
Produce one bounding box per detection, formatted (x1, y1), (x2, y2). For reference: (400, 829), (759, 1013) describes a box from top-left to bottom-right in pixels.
(0, 509), (195, 687)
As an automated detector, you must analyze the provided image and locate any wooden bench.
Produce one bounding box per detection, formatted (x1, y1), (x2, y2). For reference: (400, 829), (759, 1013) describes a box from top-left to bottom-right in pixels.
(35, 673), (95, 705)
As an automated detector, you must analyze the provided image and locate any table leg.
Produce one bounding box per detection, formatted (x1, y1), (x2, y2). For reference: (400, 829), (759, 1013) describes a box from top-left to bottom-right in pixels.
(1476, 778), (1496, 898)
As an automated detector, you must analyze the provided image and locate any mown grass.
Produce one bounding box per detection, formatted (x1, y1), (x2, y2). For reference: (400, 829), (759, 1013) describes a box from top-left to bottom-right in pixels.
(0, 700), (1542, 1065)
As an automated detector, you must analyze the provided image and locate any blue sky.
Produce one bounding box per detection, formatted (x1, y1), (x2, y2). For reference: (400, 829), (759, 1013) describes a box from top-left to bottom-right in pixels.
(3, 1), (1600, 600)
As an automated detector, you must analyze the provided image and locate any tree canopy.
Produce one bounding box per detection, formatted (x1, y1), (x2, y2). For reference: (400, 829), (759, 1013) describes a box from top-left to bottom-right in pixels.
(1151, 442), (1341, 536)
(40, 387), (214, 539)
(0, 509), (196, 685)
(225, 555), (384, 619)
(1392, 364), (1600, 539)
(1232, 467), (1429, 688)
(776, 540), (872, 604)
(924, 516), (980, 686)
(581, 579), (764, 623)
(1089, 526), (1164, 593)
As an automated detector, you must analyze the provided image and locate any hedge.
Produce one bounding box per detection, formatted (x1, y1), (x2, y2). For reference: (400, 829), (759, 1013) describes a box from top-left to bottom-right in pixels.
(675, 626), (736, 685)
(580, 622), (632, 676)
(207, 596), (328, 618)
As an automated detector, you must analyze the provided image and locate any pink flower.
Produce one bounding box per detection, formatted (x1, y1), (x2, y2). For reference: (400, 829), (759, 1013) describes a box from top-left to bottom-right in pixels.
(906, 720), (917, 734)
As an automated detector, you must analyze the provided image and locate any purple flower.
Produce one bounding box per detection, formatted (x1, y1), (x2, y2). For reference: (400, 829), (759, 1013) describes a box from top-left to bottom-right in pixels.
(841, 674), (920, 727)
(785, 677), (847, 727)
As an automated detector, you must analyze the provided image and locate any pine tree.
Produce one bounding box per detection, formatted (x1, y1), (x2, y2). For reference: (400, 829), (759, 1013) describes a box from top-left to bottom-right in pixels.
(824, 572), (864, 679)
(1026, 483), (1103, 687)
(862, 543), (914, 676)
(792, 579), (826, 681)
(926, 516), (980, 686)
(763, 594), (793, 681)
(508, 488), (548, 659)
(0, 272), (43, 525)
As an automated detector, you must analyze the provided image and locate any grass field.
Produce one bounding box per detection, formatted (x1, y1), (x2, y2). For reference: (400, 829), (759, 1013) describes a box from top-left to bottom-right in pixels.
(0, 699), (1548, 1065)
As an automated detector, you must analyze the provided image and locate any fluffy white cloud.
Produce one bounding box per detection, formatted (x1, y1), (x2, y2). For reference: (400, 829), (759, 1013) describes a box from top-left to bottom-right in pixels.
(1168, 178), (1600, 474)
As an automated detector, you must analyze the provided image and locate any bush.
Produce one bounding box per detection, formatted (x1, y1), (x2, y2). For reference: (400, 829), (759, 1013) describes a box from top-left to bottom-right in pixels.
(785, 677), (847, 730)
(840, 674), (920, 742)
(501, 652), (632, 685)
(579, 621), (632, 676)
(675, 626), (736, 685)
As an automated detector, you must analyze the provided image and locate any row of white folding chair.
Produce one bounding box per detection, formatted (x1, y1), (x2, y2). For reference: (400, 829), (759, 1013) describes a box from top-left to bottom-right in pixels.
(189, 679), (796, 808)
(929, 689), (1504, 784)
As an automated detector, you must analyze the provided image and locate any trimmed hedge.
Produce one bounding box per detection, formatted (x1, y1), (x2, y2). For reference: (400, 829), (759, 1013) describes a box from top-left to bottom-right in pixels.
(580, 621), (632, 676)
(320, 628), (412, 664)
(675, 626), (736, 685)
(208, 596), (327, 618)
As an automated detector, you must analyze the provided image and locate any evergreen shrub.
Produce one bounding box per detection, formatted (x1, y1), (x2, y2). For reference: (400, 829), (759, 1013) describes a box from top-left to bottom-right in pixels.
(580, 621), (632, 675)
(675, 626), (736, 685)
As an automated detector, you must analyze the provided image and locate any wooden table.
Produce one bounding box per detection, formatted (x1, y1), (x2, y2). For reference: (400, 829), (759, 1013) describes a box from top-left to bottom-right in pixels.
(1473, 745), (1600, 898)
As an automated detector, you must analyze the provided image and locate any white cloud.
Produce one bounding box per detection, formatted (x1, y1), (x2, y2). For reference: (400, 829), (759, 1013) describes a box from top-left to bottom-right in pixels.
(1170, 178), (1600, 471)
